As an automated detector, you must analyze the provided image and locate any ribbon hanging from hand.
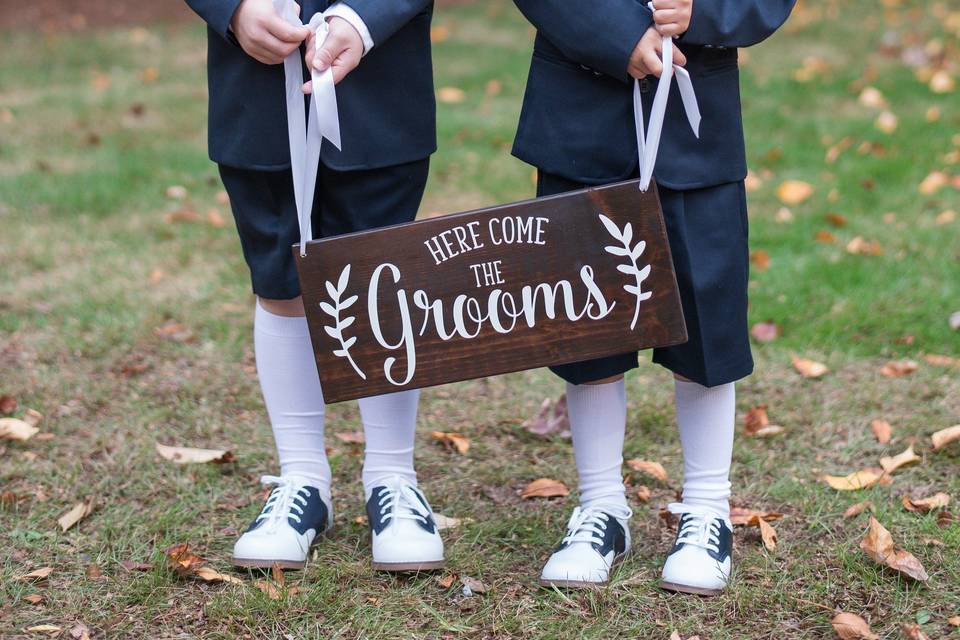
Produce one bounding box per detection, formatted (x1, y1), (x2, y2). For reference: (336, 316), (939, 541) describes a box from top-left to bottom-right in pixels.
(633, 6), (702, 192)
(274, 0), (342, 256)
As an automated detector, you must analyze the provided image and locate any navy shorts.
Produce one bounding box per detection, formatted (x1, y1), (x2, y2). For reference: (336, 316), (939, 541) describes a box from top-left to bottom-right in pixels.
(538, 171), (754, 388)
(219, 159), (430, 300)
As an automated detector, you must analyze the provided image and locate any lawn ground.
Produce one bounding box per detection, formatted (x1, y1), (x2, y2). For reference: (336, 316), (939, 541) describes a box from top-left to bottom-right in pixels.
(1, 1), (959, 638)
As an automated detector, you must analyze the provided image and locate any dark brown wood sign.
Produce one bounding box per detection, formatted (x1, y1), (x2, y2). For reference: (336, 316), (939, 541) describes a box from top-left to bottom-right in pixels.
(294, 179), (687, 403)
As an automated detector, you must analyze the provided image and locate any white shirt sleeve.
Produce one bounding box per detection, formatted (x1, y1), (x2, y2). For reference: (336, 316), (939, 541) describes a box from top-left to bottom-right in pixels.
(324, 2), (375, 55)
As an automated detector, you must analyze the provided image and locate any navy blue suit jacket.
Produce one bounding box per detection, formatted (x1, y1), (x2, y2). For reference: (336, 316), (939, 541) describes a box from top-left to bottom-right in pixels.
(511, 0), (795, 189)
(185, 0), (436, 171)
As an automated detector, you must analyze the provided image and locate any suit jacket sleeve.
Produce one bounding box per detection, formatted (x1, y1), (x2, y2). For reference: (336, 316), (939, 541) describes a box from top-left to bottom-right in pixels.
(184, 0), (244, 40)
(513, 0), (653, 80)
(681, 0), (796, 47)
(341, 0), (432, 47)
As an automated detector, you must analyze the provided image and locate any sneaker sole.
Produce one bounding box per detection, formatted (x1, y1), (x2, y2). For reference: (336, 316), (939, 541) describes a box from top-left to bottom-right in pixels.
(538, 552), (627, 589)
(371, 559), (446, 573)
(658, 580), (724, 597)
(232, 523), (333, 571)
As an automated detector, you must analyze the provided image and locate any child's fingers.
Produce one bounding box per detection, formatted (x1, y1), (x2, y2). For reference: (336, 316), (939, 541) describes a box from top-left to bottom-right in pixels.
(642, 50), (664, 77)
(301, 79), (313, 94)
(264, 14), (310, 44)
(653, 8), (682, 24)
(651, 0), (679, 9)
(656, 22), (685, 37)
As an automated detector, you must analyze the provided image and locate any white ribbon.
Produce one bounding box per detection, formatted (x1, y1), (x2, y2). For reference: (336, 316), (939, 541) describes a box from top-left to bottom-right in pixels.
(634, 5), (702, 192)
(274, 0), (342, 256)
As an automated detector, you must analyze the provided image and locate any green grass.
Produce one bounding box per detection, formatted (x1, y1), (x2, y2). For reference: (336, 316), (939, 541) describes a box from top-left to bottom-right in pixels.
(1, 1), (959, 638)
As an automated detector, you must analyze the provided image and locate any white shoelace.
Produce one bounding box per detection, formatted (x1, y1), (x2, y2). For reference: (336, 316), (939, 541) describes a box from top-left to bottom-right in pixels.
(562, 504), (633, 546)
(376, 476), (431, 527)
(256, 475), (310, 532)
(668, 503), (723, 554)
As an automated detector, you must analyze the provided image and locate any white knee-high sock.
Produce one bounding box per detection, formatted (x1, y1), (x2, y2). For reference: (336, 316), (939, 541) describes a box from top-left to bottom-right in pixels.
(254, 300), (331, 499)
(358, 390), (420, 491)
(566, 380), (629, 509)
(674, 380), (735, 518)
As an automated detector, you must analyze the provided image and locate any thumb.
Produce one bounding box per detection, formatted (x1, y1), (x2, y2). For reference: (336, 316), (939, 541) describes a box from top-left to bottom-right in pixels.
(313, 39), (338, 71)
(673, 47), (687, 66)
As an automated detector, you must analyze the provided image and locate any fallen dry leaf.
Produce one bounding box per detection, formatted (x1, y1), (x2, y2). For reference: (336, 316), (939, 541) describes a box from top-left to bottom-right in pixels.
(858, 86), (886, 108)
(880, 360), (919, 378)
(918, 171), (949, 195)
(902, 492), (950, 513)
(164, 543), (207, 576)
(461, 575), (487, 594)
(155, 443), (234, 464)
(923, 354), (959, 368)
(16, 566), (53, 581)
(334, 430), (364, 444)
(0, 394), (16, 414)
(860, 517), (929, 581)
(823, 469), (884, 491)
(430, 431), (470, 455)
(58, 497), (94, 532)
(937, 511), (955, 528)
(844, 500), (873, 519)
(871, 419), (892, 444)
(729, 508), (784, 526)
(929, 69), (955, 94)
(165, 185), (187, 200)
(436, 573), (456, 589)
(635, 485), (652, 501)
(26, 625), (61, 635)
(271, 562), (285, 587)
(832, 612), (879, 640)
(900, 623), (932, 640)
(433, 513), (461, 530)
(750, 321), (780, 343)
(792, 355), (829, 378)
(255, 579), (281, 600)
(879, 445), (920, 474)
(70, 623), (91, 640)
(522, 395), (570, 437)
(947, 616), (960, 627)
(777, 180), (814, 205)
(756, 517), (778, 551)
(520, 478), (569, 499)
(846, 236), (883, 256)
(825, 213), (847, 227)
(153, 319), (195, 343)
(931, 424), (960, 450)
(437, 86), (466, 103)
(815, 230), (837, 243)
(0, 417), (39, 441)
(751, 249), (771, 271)
(195, 566), (244, 585)
(743, 405), (785, 437)
(935, 210), (956, 225)
(626, 459), (669, 482)
(120, 560), (152, 572)
(874, 110), (898, 134)
(23, 594), (44, 604)
(206, 208), (227, 228)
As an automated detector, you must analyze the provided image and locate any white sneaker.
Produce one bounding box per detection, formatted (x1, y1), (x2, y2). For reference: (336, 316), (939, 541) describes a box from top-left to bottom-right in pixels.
(660, 503), (733, 596)
(539, 504), (632, 588)
(365, 476), (445, 572)
(232, 475), (333, 569)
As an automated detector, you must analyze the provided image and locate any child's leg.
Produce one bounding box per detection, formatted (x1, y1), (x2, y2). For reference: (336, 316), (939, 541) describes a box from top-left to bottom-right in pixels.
(566, 378), (628, 510)
(358, 390), (420, 490)
(674, 379), (735, 517)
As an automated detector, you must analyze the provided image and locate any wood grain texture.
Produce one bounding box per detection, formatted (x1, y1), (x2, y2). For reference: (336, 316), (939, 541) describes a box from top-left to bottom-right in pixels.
(295, 179), (687, 403)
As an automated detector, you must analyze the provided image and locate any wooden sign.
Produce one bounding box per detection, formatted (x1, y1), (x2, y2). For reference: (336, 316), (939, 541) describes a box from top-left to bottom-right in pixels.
(294, 179), (687, 403)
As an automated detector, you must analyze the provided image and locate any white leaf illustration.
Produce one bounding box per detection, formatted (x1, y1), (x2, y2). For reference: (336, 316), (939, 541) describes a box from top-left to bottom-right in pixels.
(337, 264), (351, 293)
(333, 349), (346, 357)
(320, 301), (337, 317)
(342, 336), (357, 349)
(325, 280), (338, 301)
(624, 284), (639, 295)
(341, 294), (358, 309)
(605, 245), (631, 257)
(630, 240), (646, 261)
(338, 316), (355, 331)
(324, 326), (339, 339)
(598, 213), (654, 331)
(598, 214), (622, 241)
(636, 264), (651, 280)
(617, 264), (637, 275)
(622, 222), (633, 246)
(321, 264), (365, 380)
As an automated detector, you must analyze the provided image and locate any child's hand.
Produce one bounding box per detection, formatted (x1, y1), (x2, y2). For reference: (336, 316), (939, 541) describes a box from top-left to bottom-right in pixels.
(302, 17), (364, 92)
(230, 0), (310, 65)
(651, 0), (693, 38)
(628, 26), (688, 79)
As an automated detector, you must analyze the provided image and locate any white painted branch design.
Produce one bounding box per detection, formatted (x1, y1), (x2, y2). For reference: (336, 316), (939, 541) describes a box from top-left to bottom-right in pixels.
(599, 214), (653, 330)
(320, 264), (366, 380)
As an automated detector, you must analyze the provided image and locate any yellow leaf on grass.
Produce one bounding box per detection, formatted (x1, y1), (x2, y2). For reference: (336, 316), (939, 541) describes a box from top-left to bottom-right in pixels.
(902, 492), (950, 513)
(843, 500), (873, 519)
(729, 508), (784, 526)
(860, 517), (929, 581)
(879, 445), (920, 474)
(776, 180), (814, 205)
(756, 517), (778, 551)
(792, 355), (829, 378)
(871, 419), (892, 444)
(874, 110), (898, 134)
(823, 469), (884, 491)
(26, 625), (62, 635)
(195, 566), (244, 585)
(924, 353), (959, 368)
(430, 431), (470, 455)
(57, 497), (94, 532)
(743, 405), (784, 437)
(846, 236), (883, 256)
(918, 171), (949, 195)
(433, 513), (461, 530)
(155, 443), (234, 464)
(626, 459), (669, 482)
(931, 424), (960, 450)
(0, 417), (39, 441)
(520, 478), (569, 499)
(437, 87), (466, 104)
(831, 612), (879, 640)
(880, 360), (919, 377)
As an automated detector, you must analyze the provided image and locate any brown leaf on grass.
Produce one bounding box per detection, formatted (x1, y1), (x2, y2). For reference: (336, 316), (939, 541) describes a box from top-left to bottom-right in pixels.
(58, 496), (95, 532)
(935, 210), (956, 225)
(635, 485), (651, 502)
(165, 185), (188, 200)
(16, 567), (53, 581)
(750, 321), (780, 343)
(928, 70), (955, 94)
(334, 430), (364, 444)
(879, 445), (920, 473)
(26, 625), (61, 635)
(777, 180), (814, 205)
(792, 355), (828, 378)
(70, 623), (91, 640)
(750, 249), (771, 271)
(815, 230), (837, 243)
(433, 513), (461, 530)
(755, 517), (778, 551)
(900, 623), (932, 640)
(832, 612), (879, 640)
(153, 320), (195, 343)
(923, 354), (959, 368)
(461, 576), (487, 594)
(256, 579), (281, 600)
(0, 394), (16, 414)
(931, 425), (960, 450)
(729, 508), (784, 526)
(23, 408), (43, 428)
(858, 86), (887, 108)
(0, 417), (39, 441)
(844, 500), (873, 519)
(947, 616), (960, 627)
(860, 517), (929, 581)
(823, 469), (884, 491)
(120, 560), (152, 572)
(85, 564), (102, 579)
(206, 208), (227, 228)
(880, 360), (919, 378)
(23, 594), (44, 604)
(436, 573), (456, 588)
(522, 395), (570, 437)
(846, 237), (883, 256)
(437, 87), (466, 104)
(743, 405), (784, 437)
(871, 419), (892, 444)
(825, 213), (848, 227)
(195, 566), (244, 585)
(938, 511), (956, 528)
(163, 205), (202, 225)
(155, 443), (234, 464)
(902, 493), (950, 513)
(918, 171), (949, 195)
(164, 543), (207, 576)
(626, 459), (669, 482)
(520, 478), (569, 499)
(430, 431), (470, 455)
(271, 562), (285, 587)
(874, 110), (898, 134)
